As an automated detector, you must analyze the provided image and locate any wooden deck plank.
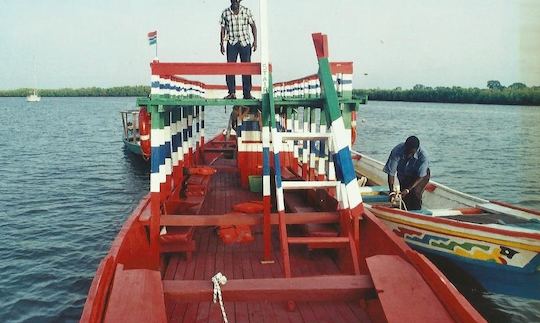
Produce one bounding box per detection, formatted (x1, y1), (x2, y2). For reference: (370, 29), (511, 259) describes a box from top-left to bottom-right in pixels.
(170, 233), (197, 323)
(252, 232), (280, 322)
(347, 301), (374, 323)
(165, 227), (374, 323)
(195, 230), (219, 322)
(243, 238), (265, 323)
(171, 234), (198, 323)
(208, 237), (227, 322)
(251, 231), (272, 322)
(182, 229), (211, 323)
(232, 243), (249, 323)
(304, 251), (339, 323)
(295, 248), (325, 323)
(164, 256), (180, 320)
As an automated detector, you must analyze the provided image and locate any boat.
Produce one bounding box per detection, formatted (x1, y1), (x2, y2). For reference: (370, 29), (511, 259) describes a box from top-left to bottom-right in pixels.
(26, 89), (41, 102)
(27, 58), (41, 102)
(82, 24), (485, 322)
(352, 152), (540, 299)
(120, 109), (146, 157)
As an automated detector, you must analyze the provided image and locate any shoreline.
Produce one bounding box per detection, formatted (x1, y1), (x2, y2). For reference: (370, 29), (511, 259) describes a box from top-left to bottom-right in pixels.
(1, 85), (539, 106)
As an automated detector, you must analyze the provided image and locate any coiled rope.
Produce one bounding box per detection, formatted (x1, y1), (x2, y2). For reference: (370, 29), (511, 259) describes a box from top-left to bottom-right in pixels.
(212, 272), (228, 323)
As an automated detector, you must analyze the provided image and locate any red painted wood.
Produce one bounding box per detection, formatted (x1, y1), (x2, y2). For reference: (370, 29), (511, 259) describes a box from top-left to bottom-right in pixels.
(164, 256), (179, 319)
(169, 227), (196, 323)
(86, 133), (486, 323)
(457, 207), (484, 215)
(404, 250), (486, 323)
(288, 236), (349, 245)
(278, 210), (292, 278)
(263, 195), (273, 262)
(366, 255), (454, 323)
(103, 265), (167, 323)
(329, 62), (353, 74)
(80, 256), (115, 323)
(163, 276), (373, 302)
(160, 212), (339, 226)
(205, 84), (262, 91)
(312, 33), (329, 59)
(151, 62), (266, 76)
(150, 191), (161, 269)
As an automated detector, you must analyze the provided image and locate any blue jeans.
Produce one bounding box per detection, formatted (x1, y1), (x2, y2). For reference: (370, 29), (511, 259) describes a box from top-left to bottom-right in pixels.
(226, 43), (252, 97)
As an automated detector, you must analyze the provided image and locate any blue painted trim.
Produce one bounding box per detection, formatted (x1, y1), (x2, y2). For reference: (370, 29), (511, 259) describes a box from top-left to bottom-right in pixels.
(274, 153), (283, 188)
(151, 147), (160, 173)
(333, 147), (355, 184)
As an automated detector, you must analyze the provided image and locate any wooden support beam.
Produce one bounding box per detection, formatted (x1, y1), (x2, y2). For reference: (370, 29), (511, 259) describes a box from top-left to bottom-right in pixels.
(282, 180), (340, 190)
(151, 62), (267, 76)
(163, 275), (374, 302)
(287, 237), (349, 245)
(160, 212), (339, 226)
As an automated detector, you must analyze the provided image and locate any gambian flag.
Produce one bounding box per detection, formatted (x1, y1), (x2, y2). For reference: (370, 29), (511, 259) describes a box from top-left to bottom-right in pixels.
(148, 31), (157, 45)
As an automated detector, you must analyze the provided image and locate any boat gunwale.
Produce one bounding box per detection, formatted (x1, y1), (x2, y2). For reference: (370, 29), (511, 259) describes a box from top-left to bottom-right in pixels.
(371, 206), (540, 248)
(80, 194), (152, 323)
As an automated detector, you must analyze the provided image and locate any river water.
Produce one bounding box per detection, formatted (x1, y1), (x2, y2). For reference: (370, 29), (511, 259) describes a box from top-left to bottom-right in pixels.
(0, 98), (538, 322)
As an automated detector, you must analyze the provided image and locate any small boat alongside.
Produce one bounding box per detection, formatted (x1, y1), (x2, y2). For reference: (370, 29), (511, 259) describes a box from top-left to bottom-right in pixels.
(120, 108), (151, 159)
(353, 153), (540, 300)
(83, 29), (485, 322)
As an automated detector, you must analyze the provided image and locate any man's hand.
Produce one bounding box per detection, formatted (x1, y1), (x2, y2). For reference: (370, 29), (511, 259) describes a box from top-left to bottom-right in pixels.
(220, 43), (225, 55)
(388, 191), (397, 203)
(400, 188), (410, 197)
(252, 42), (257, 52)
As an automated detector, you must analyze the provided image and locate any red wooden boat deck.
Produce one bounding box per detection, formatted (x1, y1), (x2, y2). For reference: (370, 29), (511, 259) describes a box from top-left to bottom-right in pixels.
(163, 228), (370, 323)
(163, 167), (371, 322)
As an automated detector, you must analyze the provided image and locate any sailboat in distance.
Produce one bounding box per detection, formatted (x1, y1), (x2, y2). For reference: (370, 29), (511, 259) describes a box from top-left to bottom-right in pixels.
(27, 57), (41, 102)
(26, 89), (41, 102)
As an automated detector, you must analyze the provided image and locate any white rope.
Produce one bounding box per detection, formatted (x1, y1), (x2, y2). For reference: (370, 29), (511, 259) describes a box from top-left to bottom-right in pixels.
(212, 272), (228, 323)
(358, 176), (367, 187)
(389, 191), (408, 211)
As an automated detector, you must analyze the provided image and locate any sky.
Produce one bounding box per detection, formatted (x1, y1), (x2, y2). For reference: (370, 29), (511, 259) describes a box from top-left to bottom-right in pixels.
(0, 0), (539, 90)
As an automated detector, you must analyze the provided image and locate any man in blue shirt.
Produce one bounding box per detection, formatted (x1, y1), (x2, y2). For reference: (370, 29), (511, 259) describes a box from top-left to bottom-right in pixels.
(383, 136), (430, 210)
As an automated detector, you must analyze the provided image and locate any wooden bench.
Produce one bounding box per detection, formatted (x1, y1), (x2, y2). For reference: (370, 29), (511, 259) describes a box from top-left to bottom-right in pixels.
(366, 255), (454, 323)
(163, 275), (374, 302)
(103, 264), (167, 323)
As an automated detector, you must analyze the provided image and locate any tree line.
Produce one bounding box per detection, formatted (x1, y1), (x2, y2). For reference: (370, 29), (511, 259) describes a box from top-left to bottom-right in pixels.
(0, 85), (151, 97)
(353, 81), (540, 106)
(1, 81), (539, 106)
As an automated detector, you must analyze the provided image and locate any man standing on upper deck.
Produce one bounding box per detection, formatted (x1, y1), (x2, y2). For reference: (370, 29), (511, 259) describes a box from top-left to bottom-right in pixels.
(383, 136), (430, 210)
(220, 0), (257, 100)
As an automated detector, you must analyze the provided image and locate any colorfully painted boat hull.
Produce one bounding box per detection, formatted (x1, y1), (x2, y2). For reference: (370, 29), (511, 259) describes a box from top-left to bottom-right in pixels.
(352, 152), (540, 300)
(82, 133), (486, 323)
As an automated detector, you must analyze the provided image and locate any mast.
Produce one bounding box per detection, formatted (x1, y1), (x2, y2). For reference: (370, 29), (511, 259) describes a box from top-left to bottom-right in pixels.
(259, 0), (269, 95)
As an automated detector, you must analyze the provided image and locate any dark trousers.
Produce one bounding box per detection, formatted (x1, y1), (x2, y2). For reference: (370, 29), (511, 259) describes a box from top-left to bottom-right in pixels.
(226, 43), (252, 97)
(398, 169), (430, 211)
